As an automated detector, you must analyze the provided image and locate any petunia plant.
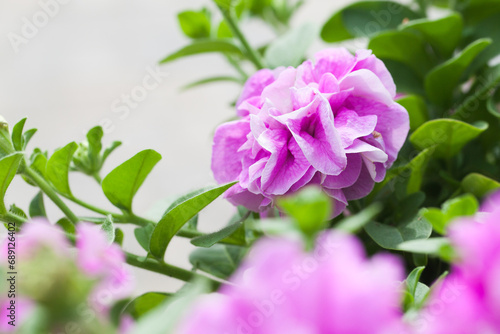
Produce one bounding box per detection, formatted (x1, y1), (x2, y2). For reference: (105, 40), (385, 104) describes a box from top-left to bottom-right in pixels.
(1, 0), (500, 333)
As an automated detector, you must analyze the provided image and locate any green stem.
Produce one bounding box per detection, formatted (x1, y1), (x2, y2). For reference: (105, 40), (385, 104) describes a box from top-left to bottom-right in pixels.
(62, 194), (154, 227)
(225, 55), (248, 80)
(66, 231), (220, 287)
(125, 251), (220, 288)
(63, 196), (152, 227)
(23, 167), (79, 224)
(216, 3), (265, 69)
(92, 173), (102, 184)
(124, 214), (154, 227)
(67, 196), (114, 216)
(176, 228), (204, 238)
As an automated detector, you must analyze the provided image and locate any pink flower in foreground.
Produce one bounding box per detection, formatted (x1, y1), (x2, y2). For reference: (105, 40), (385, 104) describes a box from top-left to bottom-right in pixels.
(1, 220), (134, 320)
(414, 192), (500, 333)
(76, 223), (134, 311)
(0, 298), (33, 333)
(1, 219), (69, 262)
(177, 232), (407, 334)
(212, 48), (409, 216)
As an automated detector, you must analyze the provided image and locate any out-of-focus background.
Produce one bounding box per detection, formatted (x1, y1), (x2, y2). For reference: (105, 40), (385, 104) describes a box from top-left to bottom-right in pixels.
(0, 0), (354, 295)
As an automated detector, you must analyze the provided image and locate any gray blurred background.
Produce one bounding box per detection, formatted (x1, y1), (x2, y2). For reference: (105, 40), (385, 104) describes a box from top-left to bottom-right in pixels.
(0, 0), (356, 295)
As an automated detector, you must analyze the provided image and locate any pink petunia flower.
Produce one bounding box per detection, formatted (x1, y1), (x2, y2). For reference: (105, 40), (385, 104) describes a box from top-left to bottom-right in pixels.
(413, 191), (500, 333)
(76, 223), (135, 312)
(0, 218), (69, 264)
(212, 48), (409, 216)
(176, 231), (408, 334)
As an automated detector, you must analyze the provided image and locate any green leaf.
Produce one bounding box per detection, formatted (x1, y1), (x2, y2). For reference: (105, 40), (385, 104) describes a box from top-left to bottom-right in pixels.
(46, 142), (78, 197)
(245, 0), (272, 15)
(10, 119), (36, 153)
(406, 148), (433, 194)
(132, 280), (208, 334)
(335, 203), (382, 233)
(102, 141), (122, 163)
(422, 193), (479, 235)
(466, 13), (500, 72)
(404, 268), (430, 312)
(384, 60), (425, 95)
(9, 204), (27, 219)
(178, 10), (211, 39)
(395, 192), (426, 223)
(115, 228), (124, 246)
(430, 0), (451, 8)
(421, 208), (446, 235)
(487, 88), (500, 118)
(73, 126), (111, 177)
(248, 217), (296, 236)
(134, 223), (155, 252)
(370, 149), (432, 200)
(191, 220), (246, 248)
(214, 0), (234, 10)
(159, 40), (243, 64)
(454, 64), (500, 120)
(30, 149), (47, 177)
(414, 282), (431, 308)
(22, 128), (37, 150)
(410, 119), (488, 158)
(0, 153), (23, 213)
(441, 193), (478, 220)
(396, 95), (428, 132)
(406, 266), (425, 297)
(181, 76), (242, 90)
(400, 13), (463, 57)
(462, 0), (500, 24)
(149, 182), (236, 260)
(264, 23), (316, 68)
(29, 192), (46, 218)
(321, 1), (420, 43)
(217, 20), (233, 38)
(461, 173), (500, 198)
(102, 149), (162, 212)
(11, 118), (26, 151)
(56, 217), (76, 235)
(368, 30), (433, 76)
(397, 237), (450, 255)
(101, 215), (115, 244)
(189, 244), (246, 279)
(277, 186), (331, 237)
(364, 215), (432, 250)
(425, 38), (492, 107)
(161, 187), (215, 229)
(87, 126), (103, 167)
(416, 270), (448, 309)
(125, 292), (171, 320)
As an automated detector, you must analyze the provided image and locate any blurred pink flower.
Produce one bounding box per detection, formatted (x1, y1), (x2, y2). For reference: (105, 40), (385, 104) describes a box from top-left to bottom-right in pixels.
(212, 48), (409, 216)
(0, 220), (134, 323)
(76, 223), (134, 311)
(177, 231), (407, 334)
(414, 192), (500, 333)
(1, 219), (69, 264)
(0, 298), (33, 333)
